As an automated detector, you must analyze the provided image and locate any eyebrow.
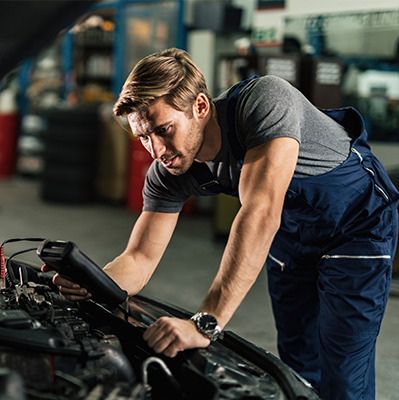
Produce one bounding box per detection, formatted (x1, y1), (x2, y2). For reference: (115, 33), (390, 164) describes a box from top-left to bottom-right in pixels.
(133, 121), (172, 137)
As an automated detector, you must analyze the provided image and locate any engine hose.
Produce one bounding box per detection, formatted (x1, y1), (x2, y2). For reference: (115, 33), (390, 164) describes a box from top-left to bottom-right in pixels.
(141, 357), (185, 398)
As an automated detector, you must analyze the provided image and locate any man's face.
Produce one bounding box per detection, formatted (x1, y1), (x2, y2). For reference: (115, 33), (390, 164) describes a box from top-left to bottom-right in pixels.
(127, 97), (205, 176)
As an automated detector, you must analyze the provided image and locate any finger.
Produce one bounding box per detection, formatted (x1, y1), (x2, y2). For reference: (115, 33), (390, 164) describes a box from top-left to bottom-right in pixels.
(151, 331), (178, 355)
(58, 286), (92, 302)
(162, 337), (186, 358)
(52, 273), (81, 289)
(41, 264), (52, 273)
(53, 273), (92, 302)
(148, 319), (192, 356)
(161, 321), (211, 357)
(59, 285), (89, 296)
(143, 317), (169, 345)
(60, 292), (92, 302)
(144, 318), (179, 354)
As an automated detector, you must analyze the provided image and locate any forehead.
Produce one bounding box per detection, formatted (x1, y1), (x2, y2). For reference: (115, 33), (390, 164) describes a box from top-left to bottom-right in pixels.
(127, 109), (153, 134)
(126, 97), (175, 135)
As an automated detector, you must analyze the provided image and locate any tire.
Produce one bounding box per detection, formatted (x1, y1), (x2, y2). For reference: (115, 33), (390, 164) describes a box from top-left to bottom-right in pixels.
(40, 108), (100, 203)
(44, 142), (97, 165)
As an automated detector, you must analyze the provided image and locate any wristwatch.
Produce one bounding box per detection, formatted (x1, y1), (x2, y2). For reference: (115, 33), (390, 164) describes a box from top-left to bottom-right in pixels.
(190, 312), (221, 342)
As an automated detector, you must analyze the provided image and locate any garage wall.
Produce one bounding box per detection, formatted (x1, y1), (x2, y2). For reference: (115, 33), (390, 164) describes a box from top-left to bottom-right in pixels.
(252, 0), (399, 48)
(287, 0), (399, 14)
(188, 0), (399, 172)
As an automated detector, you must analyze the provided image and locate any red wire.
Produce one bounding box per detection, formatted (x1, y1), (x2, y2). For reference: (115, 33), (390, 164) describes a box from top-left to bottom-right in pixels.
(0, 245), (5, 279)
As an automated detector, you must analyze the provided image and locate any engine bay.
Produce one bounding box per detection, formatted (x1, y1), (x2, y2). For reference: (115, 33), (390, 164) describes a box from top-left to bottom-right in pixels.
(0, 239), (320, 400)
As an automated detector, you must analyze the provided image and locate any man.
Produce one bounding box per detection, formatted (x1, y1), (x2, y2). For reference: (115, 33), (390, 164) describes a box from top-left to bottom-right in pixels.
(49, 48), (399, 400)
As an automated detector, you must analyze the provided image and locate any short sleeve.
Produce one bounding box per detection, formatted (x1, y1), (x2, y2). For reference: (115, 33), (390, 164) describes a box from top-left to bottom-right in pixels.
(235, 76), (303, 151)
(142, 161), (193, 213)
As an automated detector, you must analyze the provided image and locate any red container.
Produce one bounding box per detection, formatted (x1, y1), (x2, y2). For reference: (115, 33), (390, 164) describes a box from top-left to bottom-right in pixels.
(0, 113), (19, 178)
(127, 138), (153, 213)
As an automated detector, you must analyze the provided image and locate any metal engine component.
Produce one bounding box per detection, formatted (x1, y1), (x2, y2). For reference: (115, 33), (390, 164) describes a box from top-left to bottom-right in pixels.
(0, 262), (138, 399)
(0, 243), (321, 400)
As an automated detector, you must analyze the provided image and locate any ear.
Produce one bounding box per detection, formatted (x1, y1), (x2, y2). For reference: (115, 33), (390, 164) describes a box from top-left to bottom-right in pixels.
(193, 93), (210, 120)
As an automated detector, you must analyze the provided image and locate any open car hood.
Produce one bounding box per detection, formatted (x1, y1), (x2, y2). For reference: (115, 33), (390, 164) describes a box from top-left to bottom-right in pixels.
(0, 0), (97, 80)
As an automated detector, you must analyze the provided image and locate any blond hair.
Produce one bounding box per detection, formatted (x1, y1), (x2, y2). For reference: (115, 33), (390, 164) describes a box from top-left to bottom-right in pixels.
(113, 48), (211, 119)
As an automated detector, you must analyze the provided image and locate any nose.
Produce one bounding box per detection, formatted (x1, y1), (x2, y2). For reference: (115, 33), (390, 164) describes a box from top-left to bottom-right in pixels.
(148, 135), (166, 160)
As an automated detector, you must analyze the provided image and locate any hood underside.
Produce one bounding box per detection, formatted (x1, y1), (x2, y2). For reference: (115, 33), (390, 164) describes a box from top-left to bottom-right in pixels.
(0, 0), (97, 80)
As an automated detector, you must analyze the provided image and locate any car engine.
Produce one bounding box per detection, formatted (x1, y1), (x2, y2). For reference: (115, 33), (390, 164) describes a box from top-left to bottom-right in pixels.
(0, 239), (320, 400)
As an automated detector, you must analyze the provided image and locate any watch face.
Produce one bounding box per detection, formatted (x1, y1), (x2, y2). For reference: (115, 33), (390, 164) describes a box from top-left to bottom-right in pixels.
(198, 313), (218, 333)
(192, 312), (221, 341)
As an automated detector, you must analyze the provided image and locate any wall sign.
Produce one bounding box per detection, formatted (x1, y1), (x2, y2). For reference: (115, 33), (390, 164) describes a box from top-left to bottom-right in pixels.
(315, 62), (341, 86)
(257, 0), (285, 10)
(265, 58), (297, 83)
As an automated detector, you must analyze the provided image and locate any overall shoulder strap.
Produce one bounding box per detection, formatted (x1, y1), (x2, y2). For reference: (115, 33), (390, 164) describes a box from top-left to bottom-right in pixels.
(226, 75), (259, 165)
(189, 75), (259, 195)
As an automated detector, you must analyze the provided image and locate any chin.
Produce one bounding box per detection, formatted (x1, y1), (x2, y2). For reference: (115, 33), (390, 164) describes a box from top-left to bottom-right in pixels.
(167, 159), (195, 176)
(167, 167), (188, 176)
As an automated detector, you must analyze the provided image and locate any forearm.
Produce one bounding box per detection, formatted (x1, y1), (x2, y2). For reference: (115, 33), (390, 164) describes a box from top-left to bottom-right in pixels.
(201, 138), (298, 329)
(104, 211), (179, 296)
(200, 204), (280, 329)
(103, 252), (153, 296)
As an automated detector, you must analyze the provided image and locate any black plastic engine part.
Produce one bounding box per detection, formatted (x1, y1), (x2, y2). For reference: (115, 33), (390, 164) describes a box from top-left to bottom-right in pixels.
(36, 239), (127, 306)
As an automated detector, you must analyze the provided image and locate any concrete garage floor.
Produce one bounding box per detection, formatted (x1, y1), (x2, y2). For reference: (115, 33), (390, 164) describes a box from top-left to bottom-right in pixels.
(0, 177), (398, 399)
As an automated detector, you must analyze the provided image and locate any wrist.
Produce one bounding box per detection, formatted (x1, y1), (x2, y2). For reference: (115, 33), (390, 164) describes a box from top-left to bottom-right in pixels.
(190, 312), (221, 342)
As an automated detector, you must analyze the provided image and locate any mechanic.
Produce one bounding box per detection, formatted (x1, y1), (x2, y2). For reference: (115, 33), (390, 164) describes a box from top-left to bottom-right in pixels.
(48, 48), (399, 400)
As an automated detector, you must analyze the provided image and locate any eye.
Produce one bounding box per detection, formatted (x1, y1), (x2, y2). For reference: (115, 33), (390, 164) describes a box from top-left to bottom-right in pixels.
(157, 125), (170, 135)
(137, 135), (149, 143)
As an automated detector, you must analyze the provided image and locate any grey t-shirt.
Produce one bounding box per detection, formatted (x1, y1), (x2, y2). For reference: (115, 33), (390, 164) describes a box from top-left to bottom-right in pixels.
(142, 75), (352, 213)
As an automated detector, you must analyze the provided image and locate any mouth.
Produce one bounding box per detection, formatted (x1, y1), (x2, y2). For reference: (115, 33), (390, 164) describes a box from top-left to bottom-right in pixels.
(160, 156), (177, 169)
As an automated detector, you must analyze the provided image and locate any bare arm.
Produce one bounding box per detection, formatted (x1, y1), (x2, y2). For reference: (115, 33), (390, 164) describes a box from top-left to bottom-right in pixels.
(143, 137), (299, 356)
(103, 211), (179, 295)
(200, 137), (299, 328)
(49, 211), (179, 301)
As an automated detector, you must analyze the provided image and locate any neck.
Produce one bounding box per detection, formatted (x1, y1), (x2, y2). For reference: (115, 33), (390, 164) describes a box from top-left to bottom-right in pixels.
(195, 104), (221, 162)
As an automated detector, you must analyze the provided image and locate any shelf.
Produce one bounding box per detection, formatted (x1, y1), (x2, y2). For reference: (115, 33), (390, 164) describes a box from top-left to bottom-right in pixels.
(74, 29), (114, 47)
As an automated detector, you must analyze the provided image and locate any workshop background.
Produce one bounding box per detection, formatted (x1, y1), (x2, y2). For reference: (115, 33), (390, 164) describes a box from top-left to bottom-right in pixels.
(0, 1), (398, 399)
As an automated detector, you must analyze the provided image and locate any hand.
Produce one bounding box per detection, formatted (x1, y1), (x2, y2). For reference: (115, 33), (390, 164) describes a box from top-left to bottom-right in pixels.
(41, 265), (92, 302)
(143, 317), (211, 358)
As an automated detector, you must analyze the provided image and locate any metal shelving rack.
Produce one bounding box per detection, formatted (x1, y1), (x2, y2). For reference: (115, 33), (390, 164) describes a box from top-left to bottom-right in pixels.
(64, 0), (186, 100)
(19, 0), (186, 110)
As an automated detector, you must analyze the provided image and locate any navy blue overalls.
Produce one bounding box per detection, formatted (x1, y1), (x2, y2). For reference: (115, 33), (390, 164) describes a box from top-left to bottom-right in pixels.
(190, 77), (399, 400)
